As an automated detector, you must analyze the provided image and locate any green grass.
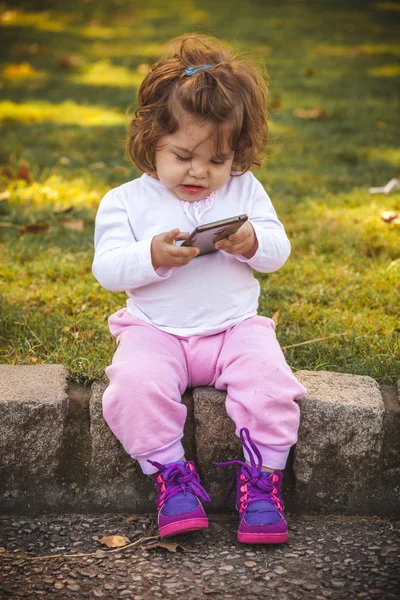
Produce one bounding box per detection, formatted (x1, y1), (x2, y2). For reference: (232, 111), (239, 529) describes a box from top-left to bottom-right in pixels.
(0, 0), (399, 384)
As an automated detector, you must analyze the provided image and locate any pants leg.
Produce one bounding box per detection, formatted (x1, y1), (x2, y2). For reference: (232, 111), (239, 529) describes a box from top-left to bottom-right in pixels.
(214, 315), (306, 470)
(103, 310), (189, 474)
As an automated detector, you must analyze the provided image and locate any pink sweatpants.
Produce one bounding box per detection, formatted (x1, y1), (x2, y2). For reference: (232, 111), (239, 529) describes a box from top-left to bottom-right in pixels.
(103, 309), (306, 475)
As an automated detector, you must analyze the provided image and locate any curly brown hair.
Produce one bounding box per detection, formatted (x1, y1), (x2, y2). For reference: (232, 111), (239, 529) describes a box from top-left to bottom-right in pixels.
(126, 33), (269, 175)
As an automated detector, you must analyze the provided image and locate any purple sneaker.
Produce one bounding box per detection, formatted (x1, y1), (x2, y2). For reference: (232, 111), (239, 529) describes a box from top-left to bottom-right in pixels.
(148, 460), (210, 538)
(215, 428), (288, 544)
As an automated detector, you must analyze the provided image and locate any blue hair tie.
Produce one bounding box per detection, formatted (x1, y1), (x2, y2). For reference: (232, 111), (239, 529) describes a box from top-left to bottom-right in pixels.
(184, 64), (213, 76)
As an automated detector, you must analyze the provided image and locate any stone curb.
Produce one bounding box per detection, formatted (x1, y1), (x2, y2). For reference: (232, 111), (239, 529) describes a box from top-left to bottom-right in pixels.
(0, 365), (399, 515)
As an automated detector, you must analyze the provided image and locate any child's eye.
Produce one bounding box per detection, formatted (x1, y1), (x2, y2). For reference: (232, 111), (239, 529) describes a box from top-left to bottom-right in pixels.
(176, 155), (191, 162)
(211, 160), (225, 166)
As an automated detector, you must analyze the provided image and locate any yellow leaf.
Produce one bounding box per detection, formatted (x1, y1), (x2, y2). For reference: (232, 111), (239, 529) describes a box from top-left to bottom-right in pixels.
(293, 107), (326, 119)
(97, 535), (130, 548)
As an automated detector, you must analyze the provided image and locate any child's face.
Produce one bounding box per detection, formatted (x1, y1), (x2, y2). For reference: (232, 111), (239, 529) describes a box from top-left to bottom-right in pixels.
(154, 111), (235, 202)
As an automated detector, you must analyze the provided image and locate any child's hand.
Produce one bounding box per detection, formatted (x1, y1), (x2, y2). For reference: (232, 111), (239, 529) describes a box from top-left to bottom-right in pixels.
(151, 228), (199, 270)
(214, 221), (258, 258)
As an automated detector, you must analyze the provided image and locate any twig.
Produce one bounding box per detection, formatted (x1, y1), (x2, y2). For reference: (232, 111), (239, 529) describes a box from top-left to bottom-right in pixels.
(0, 535), (159, 561)
(282, 331), (349, 350)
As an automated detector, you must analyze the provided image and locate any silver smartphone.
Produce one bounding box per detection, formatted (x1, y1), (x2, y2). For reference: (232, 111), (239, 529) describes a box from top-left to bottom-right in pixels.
(180, 214), (248, 256)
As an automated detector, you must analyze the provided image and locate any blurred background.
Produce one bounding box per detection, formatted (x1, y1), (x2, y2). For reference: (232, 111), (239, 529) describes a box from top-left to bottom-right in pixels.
(0, 0), (399, 384)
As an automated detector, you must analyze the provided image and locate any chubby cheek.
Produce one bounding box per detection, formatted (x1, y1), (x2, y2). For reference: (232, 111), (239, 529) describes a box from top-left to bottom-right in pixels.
(156, 163), (184, 189)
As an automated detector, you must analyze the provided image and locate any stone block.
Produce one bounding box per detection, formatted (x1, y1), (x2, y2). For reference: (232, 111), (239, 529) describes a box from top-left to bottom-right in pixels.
(193, 371), (389, 515)
(293, 371), (385, 513)
(193, 387), (240, 511)
(0, 365), (69, 512)
(88, 381), (194, 511)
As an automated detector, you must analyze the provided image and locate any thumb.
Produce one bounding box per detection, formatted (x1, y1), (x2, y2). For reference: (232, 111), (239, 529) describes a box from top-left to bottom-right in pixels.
(164, 228), (181, 244)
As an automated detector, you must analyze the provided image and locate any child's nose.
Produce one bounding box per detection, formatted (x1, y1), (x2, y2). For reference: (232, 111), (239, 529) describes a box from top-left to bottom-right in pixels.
(188, 159), (207, 178)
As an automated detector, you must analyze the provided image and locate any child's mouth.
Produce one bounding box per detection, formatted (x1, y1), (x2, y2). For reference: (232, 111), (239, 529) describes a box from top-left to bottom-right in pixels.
(180, 185), (206, 195)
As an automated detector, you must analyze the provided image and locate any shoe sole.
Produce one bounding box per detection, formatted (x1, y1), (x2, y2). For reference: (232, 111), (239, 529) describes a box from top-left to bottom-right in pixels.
(159, 518), (209, 538)
(238, 531), (288, 544)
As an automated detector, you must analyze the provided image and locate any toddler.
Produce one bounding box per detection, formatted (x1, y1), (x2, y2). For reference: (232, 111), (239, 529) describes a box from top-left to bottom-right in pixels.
(93, 34), (306, 544)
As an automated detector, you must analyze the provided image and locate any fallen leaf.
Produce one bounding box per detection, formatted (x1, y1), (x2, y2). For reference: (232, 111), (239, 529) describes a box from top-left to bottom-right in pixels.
(270, 99), (283, 110)
(203, 588), (215, 594)
(256, 45), (271, 57)
(0, 190), (11, 201)
(272, 309), (280, 326)
(348, 47), (368, 56)
(146, 541), (181, 553)
(380, 210), (399, 222)
(97, 535), (130, 549)
(112, 166), (130, 176)
(17, 162), (33, 183)
(19, 223), (50, 234)
(58, 55), (83, 69)
(120, 516), (138, 524)
(62, 219), (84, 231)
(137, 63), (150, 75)
(293, 107), (326, 119)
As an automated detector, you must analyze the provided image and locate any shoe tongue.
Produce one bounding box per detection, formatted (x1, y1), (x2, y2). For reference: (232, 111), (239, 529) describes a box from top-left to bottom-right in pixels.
(165, 460), (186, 468)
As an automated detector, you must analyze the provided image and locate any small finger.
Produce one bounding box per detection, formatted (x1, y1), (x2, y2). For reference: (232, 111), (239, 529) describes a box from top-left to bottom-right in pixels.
(164, 228), (181, 244)
(175, 232), (190, 241)
(172, 246), (199, 258)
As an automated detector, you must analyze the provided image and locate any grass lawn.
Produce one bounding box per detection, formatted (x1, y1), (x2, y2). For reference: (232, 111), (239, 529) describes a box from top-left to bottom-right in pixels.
(0, 0), (399, 385)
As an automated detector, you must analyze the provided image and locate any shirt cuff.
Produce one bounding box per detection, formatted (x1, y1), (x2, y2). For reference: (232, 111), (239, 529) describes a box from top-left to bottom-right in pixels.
(235, 221), (263, 264)
(130, 237), (172, 286)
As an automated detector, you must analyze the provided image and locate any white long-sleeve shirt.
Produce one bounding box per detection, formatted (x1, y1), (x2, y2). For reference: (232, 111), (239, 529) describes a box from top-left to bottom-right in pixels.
(93, 172), (290, 336)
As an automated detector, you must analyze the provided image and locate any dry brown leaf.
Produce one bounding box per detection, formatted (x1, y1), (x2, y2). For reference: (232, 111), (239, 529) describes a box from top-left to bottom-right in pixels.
(17, 162), (33, 183)
(97, 535), (130, 549)
(270, 99), (283, 110)
(62, 219), (84, 231)
(137, 63), (150, 75)
(293, 107), (326, 119)
(256, 45), (271, 57)
(120, 516), (138, 524)
(272, 309), (280, 326)
(380, 210), (399, 223)
(0, 189), (10, 201)
(58, 55), (83, 69)
(146, 541), (181, 553)
(19, 223), (50, 234)
(112, 166), (130, 176)
(348, 47), (368, 56)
